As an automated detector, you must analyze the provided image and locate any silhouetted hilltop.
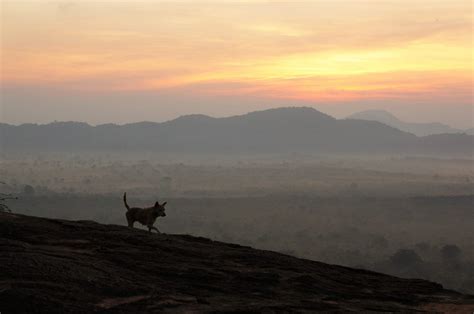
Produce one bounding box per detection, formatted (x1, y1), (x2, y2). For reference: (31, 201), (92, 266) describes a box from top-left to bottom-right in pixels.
(1, 212), (473, 313)
(347, 109), (462, 136)
(1, 107), (472, 155)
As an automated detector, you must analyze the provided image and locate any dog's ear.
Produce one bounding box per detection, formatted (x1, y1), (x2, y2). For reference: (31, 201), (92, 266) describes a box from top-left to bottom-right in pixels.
(154, 201), (159, 207)
(161, 201), (167, 207)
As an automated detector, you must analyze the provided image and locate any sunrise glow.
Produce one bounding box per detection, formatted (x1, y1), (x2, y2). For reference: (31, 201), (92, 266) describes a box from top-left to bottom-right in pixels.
(1, 0), (472, 125)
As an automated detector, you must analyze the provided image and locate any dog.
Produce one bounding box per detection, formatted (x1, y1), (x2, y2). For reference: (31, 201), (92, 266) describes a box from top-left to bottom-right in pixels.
(123, 192), (167, 233)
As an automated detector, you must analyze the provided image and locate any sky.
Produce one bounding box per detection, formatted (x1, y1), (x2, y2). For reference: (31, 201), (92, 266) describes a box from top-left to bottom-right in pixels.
(1, 0), (473, 128)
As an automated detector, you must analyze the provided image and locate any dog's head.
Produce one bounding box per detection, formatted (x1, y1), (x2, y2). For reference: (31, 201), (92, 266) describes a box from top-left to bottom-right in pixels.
(154, 201), (167, 217)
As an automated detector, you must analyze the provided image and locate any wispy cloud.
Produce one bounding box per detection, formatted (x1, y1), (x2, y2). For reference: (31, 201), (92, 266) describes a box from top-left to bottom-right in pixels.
(1, 1), (472, 108)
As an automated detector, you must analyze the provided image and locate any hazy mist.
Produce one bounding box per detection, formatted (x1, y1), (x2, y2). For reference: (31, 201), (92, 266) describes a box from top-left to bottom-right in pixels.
(1, 85), (473, 129)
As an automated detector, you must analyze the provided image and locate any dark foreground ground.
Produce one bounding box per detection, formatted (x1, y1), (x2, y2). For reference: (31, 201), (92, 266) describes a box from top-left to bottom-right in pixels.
(1, 212), (473, 313)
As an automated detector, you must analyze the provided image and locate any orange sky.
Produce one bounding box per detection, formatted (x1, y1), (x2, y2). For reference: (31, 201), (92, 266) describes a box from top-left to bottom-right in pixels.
(1, 1), (473, 127)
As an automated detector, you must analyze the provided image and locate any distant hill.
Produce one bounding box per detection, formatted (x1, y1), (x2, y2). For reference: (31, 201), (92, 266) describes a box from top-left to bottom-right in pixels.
(347, 110), (462, 136)
(466, 128), (474, 136)
(1, 212), (473, 312)
(1, 107), (472, 155)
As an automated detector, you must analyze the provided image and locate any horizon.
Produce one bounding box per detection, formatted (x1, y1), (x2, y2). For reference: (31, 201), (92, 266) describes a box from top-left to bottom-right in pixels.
(1, 1), (473, 129)
(0, 106), (473, 130)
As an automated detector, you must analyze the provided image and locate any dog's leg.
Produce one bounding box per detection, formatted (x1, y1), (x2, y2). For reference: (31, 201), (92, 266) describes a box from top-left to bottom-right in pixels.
(148, 225), (161, 234)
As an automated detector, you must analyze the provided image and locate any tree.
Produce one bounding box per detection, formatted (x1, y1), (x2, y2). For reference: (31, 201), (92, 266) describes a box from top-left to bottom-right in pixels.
(23, 184), (35, 196)
(440, 244), (462, 262)
(390, 249), (422, 268)
(0, 182), (17, 212)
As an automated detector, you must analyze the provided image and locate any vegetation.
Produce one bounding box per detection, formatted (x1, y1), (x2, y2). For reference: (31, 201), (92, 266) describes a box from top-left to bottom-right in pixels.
(0, 182), (17, 212)
(1, 154), (473, 293)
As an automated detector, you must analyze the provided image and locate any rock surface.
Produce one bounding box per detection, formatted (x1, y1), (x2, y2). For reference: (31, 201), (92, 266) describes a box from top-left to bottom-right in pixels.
(1, 212), (473, 313)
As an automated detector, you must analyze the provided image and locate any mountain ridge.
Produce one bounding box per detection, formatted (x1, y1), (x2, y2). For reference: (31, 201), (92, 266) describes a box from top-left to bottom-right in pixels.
(1, 107), (472, 155)
(347, 109), (463, 136)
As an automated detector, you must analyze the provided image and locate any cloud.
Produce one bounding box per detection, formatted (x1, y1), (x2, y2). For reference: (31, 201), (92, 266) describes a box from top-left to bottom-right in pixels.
(1, 1), (472, 127)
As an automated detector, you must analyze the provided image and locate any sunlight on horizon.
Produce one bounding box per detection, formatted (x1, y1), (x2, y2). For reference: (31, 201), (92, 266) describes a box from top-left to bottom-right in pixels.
(1, 0), (472, 126)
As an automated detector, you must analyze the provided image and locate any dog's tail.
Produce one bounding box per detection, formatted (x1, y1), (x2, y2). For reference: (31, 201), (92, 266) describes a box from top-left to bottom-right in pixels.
(123, 192), (130, 210)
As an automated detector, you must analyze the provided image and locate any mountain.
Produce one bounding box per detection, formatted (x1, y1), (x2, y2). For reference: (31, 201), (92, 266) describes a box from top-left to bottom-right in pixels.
(347, 110), (461, 136)
(1, 107), (472, 155)
(1, 212), (473, 313)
